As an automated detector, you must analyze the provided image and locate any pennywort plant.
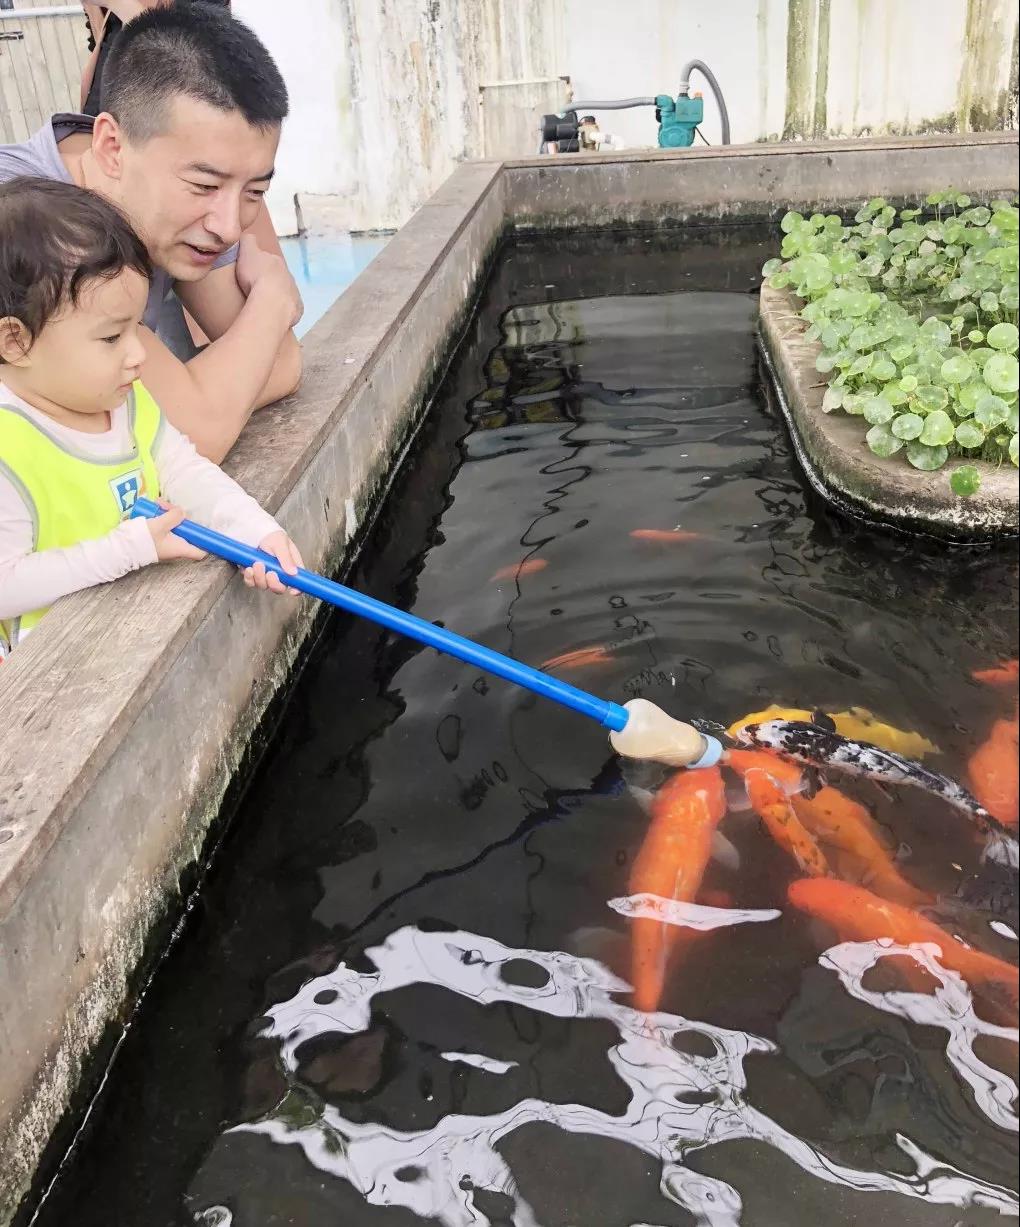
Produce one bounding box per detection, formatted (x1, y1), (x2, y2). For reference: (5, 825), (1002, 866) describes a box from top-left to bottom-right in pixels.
(763, 193), (1019, 496)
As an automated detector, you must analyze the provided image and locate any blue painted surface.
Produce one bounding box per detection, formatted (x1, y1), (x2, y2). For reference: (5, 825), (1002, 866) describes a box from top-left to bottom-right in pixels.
(281, 233), (390, 338)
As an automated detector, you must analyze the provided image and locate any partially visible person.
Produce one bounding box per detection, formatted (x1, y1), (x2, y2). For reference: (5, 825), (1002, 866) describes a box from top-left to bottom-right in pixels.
(0, 178), (303, 660)
(0, 1), (301, 463)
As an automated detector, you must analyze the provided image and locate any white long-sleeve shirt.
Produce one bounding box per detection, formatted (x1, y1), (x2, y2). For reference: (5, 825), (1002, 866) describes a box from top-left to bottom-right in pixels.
(0, 384), (282, 633)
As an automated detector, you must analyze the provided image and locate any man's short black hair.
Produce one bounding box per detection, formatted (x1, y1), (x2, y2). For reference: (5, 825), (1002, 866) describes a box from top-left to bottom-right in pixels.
(101, 1), (288, 142)
(0, 178), (152, 358)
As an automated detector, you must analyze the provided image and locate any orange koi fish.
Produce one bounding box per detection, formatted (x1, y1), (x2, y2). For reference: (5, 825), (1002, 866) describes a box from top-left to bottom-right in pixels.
(725, 747), (804, 794)
(968, 704), (1019, 829)
(490, 558), (548, 582)
(792, 786), (929, 907)
(629, 766), (727, 1013)
(541, 645), (614, 671)
(743, 769), (830, 877)
(973, 660), (1019, 687)
(788, 878), (1019, 1025)
(630, 529), (701, 543)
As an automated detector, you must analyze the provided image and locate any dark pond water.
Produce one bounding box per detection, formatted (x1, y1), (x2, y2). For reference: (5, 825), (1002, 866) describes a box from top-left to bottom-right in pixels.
(31, 228), (1019, 1227)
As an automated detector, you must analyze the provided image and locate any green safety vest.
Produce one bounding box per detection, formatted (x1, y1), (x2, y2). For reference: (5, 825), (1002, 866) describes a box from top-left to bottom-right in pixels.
(0, 381), (162, 647)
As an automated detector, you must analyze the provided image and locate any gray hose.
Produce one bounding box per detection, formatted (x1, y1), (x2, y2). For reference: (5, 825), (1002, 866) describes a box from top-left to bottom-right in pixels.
(566, 97), (656, 111)
(678, 59), (731, 144)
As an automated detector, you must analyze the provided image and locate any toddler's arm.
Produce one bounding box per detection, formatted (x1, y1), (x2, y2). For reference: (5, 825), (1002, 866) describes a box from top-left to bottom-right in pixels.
(0, 473), (157, 622)
(155, 422), (282, 547)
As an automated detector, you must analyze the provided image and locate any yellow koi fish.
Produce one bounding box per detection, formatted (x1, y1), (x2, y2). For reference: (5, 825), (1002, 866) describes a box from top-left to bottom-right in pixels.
(727, 705), (937, 759)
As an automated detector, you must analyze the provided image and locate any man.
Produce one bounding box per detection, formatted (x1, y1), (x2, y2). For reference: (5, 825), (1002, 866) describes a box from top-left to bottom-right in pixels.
(0, 2), (302, 462)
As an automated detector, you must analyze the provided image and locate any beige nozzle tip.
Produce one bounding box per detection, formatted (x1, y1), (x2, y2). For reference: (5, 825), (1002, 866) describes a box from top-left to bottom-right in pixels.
(608, 698), (709, 768)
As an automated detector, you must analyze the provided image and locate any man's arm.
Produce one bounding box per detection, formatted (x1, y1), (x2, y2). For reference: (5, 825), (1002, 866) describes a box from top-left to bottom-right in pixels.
(140, 257), (300, 463)
(176, 208), (303, 398)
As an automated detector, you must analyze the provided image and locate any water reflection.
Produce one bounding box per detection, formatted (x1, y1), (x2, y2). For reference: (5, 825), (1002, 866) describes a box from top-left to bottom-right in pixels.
(188, 921), (1017, 1226)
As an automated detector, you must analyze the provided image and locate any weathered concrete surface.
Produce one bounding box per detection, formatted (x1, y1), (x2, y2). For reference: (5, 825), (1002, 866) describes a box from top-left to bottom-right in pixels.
(759, 284), (1020, 541)
(0, 158), (505, 1226)
(1, 133), (1017, 1225)
(503, 132), (1019, 229)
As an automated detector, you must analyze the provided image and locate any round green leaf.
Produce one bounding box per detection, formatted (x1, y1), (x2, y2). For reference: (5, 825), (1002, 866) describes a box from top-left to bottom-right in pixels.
(870, 356), (898, 381)
(941, 354), (976, 383)
(899, 374), (919, 393)
(949, 465), (981, 496)
(983, 353), (1020, 395)
(987, 322), (1019, 353)
(920, 409), (954, 445)
(967, 329), (985, 343)
(974, 393), (1010, 428)
(781, 211), (804, 233)
(866, 424), (904, 457)
(915, 384), (949, 412)
(1000, 285), (1020, 311)
(821, 386), (844, 413)
(979, 291), (1000, 313)
(762, 258), (783, 278)
(955, 420), (985, 448)
(863, 395), (895, 425)
(892, 412), (924, 440)
(920, 318), (952, 348)
(955, 382), (984, 415)
(906, 441), (949, 470)
(1010, 433), (1019, 466)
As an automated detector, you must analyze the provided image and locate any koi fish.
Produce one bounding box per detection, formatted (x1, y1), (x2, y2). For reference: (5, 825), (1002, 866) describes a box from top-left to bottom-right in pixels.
(791, 786), (929, 907)
(825, 707), (938, 759)
(743, 769), (830, 877)
(628, 766), (727, 1013)
(725, 747), (805, 795)
(968, 706), (1019, 829)
(541, 645), (614, 671)
(736, 721), (1018, 870)
(630, 529), (701, 543)
(490, 558), (548, 582)
(787, 878), (1019, 1025)
(727, 705), (937, 759)
(973, 660), (1020, 687)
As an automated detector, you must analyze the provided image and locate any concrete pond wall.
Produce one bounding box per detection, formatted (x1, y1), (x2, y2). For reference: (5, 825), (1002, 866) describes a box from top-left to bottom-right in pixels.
(1, 132), (1017, 1224)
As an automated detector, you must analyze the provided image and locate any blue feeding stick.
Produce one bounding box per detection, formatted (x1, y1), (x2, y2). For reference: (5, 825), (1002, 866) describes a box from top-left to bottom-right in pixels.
(131, 498), (721, 769)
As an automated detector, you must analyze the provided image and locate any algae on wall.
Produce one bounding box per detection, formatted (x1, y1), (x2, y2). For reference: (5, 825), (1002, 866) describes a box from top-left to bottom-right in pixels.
(782, 0), (1018, 140)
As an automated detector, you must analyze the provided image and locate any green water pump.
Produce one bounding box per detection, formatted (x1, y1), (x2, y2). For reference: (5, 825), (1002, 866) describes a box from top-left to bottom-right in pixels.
(539, 58), (729, 154)
(655, 92), (704, 148)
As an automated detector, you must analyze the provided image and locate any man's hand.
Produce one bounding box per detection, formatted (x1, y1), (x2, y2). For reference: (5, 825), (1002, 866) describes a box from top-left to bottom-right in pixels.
(234, 234), (303, 328)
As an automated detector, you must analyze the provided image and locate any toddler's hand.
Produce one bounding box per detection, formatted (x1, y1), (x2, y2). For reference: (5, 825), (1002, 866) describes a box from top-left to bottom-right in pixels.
(243, 531), (304, 596)
(146, 501), (206, 562)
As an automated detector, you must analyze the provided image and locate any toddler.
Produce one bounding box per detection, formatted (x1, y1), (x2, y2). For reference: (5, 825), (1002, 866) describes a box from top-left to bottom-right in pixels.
(0, 177), (301, 658)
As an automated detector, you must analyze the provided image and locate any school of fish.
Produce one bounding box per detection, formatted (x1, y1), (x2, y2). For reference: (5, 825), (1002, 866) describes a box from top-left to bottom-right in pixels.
(624, 660), (1019, 1020)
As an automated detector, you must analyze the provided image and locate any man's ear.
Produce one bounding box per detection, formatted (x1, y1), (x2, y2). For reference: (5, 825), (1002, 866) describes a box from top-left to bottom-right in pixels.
(0, 317), (33, 366)
(91, 112), (127, 180)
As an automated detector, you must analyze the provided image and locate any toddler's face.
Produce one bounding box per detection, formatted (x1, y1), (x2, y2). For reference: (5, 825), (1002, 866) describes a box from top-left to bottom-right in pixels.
(22, 268), (149, 420)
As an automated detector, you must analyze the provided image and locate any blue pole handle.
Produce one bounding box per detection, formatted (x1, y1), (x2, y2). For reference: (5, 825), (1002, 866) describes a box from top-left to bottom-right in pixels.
(132, 498), (630, 732)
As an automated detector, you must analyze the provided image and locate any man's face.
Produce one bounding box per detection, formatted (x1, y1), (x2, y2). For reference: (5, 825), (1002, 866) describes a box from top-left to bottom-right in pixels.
(112, 96), (280, 282)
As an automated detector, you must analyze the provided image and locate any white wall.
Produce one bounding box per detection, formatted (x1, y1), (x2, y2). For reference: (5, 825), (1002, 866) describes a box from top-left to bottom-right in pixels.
(561, 0), (1018, 149)
(235, 0), (1018, 235)
(234, 0), (566, 234)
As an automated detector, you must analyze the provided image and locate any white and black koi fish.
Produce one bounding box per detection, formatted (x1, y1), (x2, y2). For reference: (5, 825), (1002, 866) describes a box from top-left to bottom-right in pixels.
(735, 720), (1019, 872)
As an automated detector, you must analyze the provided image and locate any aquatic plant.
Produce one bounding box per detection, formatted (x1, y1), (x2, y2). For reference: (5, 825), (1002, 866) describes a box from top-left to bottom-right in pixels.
(763, 193), (1019, 496)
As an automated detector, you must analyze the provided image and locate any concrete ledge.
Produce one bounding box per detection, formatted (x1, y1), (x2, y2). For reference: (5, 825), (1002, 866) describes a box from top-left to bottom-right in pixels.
(0, 158), (505, 1223)
(1, 133), (1017, 1224)
(503, 132), (1019, 229)
(759, 284), (1020, 541)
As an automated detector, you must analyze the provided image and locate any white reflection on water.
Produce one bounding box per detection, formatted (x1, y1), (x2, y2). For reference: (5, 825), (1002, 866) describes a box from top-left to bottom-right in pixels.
(821, 938), (1019, 1134)
(229, 924), (1018, 1226)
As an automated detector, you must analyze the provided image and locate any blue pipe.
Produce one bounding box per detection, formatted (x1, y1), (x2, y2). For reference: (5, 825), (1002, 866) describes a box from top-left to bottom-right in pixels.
(131, 498), (630, 732)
